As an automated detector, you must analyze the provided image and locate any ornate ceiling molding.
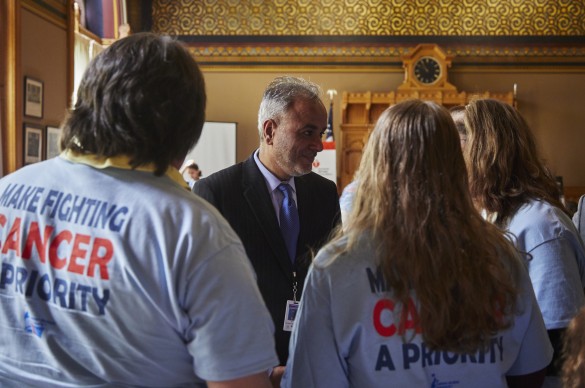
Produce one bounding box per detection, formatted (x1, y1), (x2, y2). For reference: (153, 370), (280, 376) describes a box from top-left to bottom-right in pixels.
(153, 0), (585, 69)
(153, 0), (585, 37)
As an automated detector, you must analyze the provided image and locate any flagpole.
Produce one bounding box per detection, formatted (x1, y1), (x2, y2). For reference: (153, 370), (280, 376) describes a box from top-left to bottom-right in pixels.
(311, 88), (338, 184)
(325, 89), (337, 142)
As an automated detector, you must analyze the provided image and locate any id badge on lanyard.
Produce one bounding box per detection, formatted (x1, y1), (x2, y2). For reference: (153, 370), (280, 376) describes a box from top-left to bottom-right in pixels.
(283, 271), (299, 331)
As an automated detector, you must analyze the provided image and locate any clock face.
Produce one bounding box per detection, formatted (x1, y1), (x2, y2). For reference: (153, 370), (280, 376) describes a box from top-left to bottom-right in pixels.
(413, 56), (441, 85)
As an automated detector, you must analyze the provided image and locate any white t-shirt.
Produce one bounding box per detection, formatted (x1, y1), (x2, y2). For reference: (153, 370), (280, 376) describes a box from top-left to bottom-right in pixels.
(282, 236), (553, 388)
(0, 155), (278, 386)
(506, 199), (585, 330)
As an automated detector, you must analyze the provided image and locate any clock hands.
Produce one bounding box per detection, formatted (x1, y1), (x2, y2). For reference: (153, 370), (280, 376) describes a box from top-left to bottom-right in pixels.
(413, 57), (441, 84)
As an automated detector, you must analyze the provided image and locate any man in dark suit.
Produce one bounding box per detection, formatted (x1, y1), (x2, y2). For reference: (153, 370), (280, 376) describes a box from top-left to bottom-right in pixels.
(193, 76), (341, 369)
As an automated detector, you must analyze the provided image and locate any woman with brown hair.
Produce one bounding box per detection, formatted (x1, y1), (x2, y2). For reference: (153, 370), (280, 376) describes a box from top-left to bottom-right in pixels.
(561, 306), (585, 388)
(463, 98), (585, 381)
(282, 99), (552, 387)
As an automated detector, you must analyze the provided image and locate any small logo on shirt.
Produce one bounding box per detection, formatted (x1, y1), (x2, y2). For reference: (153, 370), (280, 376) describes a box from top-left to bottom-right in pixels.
(431, 373), (460, 388)
(24, 311), (54, 338)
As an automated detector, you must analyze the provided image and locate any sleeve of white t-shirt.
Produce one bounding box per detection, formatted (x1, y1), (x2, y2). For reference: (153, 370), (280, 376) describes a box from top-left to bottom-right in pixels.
(185, 241), (278, 382)
(526, 236), (585, 330)
(281, 264), (350, 388)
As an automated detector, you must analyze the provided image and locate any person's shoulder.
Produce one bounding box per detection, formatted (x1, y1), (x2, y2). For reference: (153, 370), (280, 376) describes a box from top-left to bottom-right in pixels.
(299, 172), (337, 190)
(573, 195), (585, 231)
(512, 199), (561, 225)
(206, 163), (242, 178)
(175, 185), (244, 243)
(532, 199), (573, 227)
(301, 171), (333, 183)
(313, 235), (374, 270)
(196, 161), (246, 187)
(509, 199), (576, 244)
(577, 195), (585, 211)
(340, 180), (358, 206)
(0, 158), (61, 186)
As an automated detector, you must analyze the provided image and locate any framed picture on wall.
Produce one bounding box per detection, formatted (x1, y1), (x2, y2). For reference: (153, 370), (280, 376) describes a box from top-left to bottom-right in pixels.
(24, 76), (44, 118)
(24, 123), (43, 164)
(46, 126), (62, 159)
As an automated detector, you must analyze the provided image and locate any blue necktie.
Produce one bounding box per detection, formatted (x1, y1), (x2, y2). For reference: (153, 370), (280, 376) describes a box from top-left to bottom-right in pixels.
(278, 183), (300, 263)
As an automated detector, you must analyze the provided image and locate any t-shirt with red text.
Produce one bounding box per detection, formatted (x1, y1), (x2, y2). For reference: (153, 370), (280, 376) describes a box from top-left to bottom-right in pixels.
(282, 235), (552, 388)
(0, 156), (277, 386)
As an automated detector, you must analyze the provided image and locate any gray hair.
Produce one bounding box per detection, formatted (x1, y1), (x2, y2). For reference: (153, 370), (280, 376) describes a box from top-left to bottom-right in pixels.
(257, 76), (323, 140)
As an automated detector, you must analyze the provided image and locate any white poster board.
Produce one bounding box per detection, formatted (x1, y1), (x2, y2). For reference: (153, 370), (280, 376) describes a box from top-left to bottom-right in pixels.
(312, 141), (337, 183)
(181, 121), (237, 180)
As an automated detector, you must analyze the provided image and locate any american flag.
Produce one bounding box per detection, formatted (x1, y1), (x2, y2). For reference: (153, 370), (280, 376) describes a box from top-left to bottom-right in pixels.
(324, 100), (334, 142)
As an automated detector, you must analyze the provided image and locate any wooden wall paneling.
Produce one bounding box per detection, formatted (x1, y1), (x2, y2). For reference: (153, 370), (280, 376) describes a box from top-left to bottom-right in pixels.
(370, 92), (393, 123)
(2, 1), (20, 174)
(340, 125), (373, 190)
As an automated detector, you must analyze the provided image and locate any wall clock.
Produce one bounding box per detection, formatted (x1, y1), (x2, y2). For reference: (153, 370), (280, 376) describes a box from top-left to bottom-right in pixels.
(398, 44), (455, 91)
(413, 56), (441, 85)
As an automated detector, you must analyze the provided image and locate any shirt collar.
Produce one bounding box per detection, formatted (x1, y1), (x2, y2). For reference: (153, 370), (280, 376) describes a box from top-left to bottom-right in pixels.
(61, 150), (189, 189)
(253, 149), (296, 193)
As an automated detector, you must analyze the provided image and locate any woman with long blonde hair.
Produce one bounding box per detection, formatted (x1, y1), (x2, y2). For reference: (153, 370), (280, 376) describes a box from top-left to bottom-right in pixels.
(282, 99), (552, 387)
(464, 99), (585, 380)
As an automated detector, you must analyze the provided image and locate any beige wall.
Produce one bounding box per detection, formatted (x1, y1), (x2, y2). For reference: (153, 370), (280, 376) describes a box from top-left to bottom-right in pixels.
(203, 70), (585, 187)
(8, 4), (585, 192)
(12, 16), (585, 189)
(13, 7), (68, 172)
(451, 71), (585, 188)
(21, 8), (68, 133)
(10, 7), (585, 191)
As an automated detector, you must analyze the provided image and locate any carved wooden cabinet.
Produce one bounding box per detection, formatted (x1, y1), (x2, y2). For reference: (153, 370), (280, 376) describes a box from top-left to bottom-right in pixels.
(338, 44), (515, 192)
(339, 92), (391, 191)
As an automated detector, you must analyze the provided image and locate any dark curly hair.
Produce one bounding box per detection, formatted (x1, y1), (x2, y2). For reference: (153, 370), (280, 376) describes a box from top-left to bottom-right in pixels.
(61, 32), (206, 175)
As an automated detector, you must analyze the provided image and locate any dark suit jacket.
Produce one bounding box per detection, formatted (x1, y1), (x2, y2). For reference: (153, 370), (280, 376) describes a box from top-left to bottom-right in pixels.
(193, 153), (341, 364)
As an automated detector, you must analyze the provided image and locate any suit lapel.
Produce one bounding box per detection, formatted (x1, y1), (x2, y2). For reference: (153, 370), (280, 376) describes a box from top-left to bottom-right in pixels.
(241, 156), (294, 276)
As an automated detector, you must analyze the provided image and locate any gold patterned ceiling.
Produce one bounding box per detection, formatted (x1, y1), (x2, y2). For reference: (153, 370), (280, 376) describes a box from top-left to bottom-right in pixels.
(152, 0), (585, 68)
(153, 0), (585, 36)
